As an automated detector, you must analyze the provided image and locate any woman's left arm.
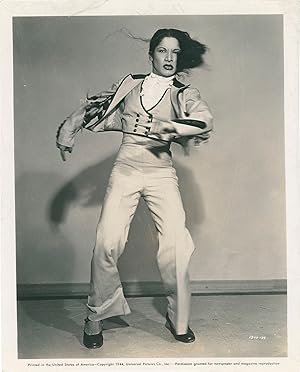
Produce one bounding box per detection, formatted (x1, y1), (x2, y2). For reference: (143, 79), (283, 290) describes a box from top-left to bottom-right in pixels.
(172, 87), (213, 137)
(145, 87), (214, 145)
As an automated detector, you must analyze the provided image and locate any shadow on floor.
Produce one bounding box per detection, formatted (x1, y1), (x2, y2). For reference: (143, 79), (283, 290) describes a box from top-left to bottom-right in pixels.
(19, 299), (132, 346)
(152, 296), (168, 317)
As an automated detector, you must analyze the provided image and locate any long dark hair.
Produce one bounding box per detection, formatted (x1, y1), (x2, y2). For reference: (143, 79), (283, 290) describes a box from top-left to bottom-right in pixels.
(149, 28), (207, 72)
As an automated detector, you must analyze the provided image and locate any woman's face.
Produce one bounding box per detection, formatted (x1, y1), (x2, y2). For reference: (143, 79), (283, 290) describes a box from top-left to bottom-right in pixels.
(150, 37), (181, 77)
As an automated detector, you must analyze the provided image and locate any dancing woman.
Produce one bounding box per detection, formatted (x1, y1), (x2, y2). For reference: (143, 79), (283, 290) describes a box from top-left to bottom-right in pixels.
(56, 28), (213, 349)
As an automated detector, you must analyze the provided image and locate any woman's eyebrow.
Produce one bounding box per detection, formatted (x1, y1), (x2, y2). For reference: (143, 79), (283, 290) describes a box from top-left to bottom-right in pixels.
(157, 47), (181, 51)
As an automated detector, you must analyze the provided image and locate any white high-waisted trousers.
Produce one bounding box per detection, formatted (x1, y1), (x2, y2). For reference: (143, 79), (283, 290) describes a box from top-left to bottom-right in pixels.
(87, 142), (195, 334)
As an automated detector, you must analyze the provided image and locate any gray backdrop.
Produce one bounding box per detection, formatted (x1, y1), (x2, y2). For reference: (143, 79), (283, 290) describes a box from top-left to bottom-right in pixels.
(13, 15), (285, 285)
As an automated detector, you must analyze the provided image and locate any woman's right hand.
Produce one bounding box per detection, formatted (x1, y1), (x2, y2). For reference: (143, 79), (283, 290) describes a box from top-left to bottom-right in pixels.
(56, 143), (72, 161)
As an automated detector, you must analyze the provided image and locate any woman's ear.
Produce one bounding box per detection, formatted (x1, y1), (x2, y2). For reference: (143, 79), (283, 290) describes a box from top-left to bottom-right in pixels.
(149, 55), (153, 62)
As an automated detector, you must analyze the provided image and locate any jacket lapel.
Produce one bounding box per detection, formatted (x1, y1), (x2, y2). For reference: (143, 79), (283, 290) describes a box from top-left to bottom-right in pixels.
(103, 74), (143, 119)
(170, 78), (189, 118)
(101, 73), (189, 123)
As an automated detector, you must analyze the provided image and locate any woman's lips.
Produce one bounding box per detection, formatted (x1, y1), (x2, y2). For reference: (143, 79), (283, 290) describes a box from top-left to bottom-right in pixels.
(163, 64), (173, 70)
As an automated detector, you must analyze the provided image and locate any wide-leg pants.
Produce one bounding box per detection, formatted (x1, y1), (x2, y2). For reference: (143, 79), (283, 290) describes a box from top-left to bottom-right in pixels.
(87, 143), (195, 334)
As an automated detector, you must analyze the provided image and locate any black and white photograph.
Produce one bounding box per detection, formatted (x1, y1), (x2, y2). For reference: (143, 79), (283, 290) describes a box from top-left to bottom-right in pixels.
(1, 1), (300, 371)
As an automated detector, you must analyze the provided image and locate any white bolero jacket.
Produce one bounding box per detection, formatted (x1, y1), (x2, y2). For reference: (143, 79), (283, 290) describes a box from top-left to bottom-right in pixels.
(56, 73), (214, 149)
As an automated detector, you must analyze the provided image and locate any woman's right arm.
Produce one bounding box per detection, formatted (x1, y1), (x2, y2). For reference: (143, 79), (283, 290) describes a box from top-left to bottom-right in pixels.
(56, 79), (121, 161)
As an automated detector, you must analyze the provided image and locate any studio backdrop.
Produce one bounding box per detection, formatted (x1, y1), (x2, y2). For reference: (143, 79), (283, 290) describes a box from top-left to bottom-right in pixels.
(13, 15), (286, 297)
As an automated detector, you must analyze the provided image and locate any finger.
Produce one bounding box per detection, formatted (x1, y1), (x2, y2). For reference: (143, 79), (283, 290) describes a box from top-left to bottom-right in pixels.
(166, 123), (178, 133)
(160, 125), (177, 134)
(60, 149), (66, 161)
(163, 127), (178, 134)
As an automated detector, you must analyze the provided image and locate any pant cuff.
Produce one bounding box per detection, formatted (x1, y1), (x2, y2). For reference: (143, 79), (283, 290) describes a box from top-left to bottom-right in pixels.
(87, 287), (131, 321)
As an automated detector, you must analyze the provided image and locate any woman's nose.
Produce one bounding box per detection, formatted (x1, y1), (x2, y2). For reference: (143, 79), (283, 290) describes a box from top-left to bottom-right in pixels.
(165, 51), (173, 62)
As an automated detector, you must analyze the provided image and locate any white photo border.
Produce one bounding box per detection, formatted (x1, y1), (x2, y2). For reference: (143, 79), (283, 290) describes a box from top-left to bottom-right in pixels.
(1, 1), (299, 371)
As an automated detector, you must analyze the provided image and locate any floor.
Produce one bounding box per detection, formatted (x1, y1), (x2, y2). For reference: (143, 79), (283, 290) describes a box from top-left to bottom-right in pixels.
(17, 294), (287, 359)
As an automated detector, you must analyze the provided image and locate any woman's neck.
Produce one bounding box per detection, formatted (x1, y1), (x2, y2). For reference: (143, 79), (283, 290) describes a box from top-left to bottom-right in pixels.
(149, 72), (175, 81)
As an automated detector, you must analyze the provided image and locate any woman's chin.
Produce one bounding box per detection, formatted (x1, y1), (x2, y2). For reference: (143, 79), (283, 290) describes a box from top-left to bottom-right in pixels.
(152, 67), (175, 78)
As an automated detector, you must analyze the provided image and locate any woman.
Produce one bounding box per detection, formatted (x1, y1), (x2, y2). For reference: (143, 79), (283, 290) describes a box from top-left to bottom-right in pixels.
(56, 28), (213, 349)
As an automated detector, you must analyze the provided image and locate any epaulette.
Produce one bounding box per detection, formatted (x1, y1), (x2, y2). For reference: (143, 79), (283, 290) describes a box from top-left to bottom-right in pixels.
(173, 78), (185, 88)
(132, 74), (148, 79)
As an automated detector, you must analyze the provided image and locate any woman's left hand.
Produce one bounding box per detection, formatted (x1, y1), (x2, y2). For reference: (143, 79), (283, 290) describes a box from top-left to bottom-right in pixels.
(148, 119), (178, 141)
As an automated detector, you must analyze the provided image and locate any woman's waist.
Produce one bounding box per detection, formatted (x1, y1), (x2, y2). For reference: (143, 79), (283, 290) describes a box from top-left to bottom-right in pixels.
(115, 141), (173, 167)
(121, 132), (170, 146)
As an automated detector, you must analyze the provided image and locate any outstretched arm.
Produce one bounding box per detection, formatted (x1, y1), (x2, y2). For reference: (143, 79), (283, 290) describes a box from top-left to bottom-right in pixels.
(56, 79), (121, 161)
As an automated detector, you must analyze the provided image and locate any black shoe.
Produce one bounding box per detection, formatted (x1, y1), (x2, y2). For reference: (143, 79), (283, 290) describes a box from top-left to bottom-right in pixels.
(165, 313), (195, 343)
(83, 319), (103, 349)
